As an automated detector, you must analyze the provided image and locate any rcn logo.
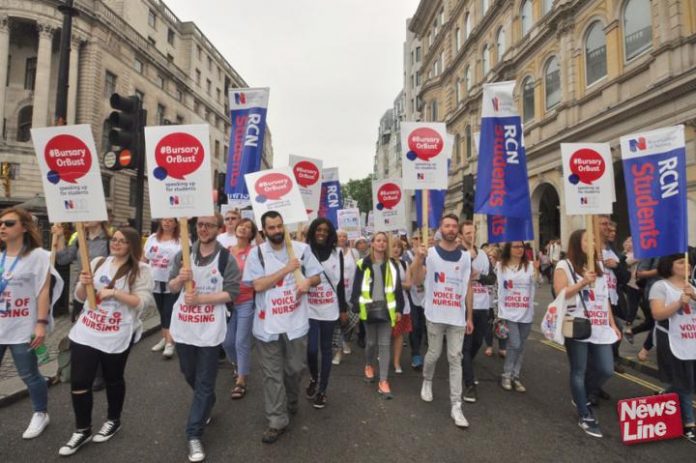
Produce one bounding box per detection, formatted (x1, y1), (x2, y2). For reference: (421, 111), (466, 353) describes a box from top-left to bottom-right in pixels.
(434, 272), (446, 283)
(629, 137), (647, 152)
(503, 280), (514, 289)
(678, 304), (692, 315)
(234, 92), (246, 104)
(581, 289), (596, 302)
(491, 96), (500, 112)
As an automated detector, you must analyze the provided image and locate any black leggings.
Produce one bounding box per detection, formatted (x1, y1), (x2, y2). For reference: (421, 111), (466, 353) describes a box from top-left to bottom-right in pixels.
(70, 341), (132, 430)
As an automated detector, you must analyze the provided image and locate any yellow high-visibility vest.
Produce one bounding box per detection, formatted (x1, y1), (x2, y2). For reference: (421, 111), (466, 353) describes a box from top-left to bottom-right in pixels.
(357, 258), (398, 327)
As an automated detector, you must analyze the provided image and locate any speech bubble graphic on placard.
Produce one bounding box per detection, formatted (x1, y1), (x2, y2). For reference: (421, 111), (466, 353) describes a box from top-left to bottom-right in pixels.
(153, 132), (205, 181)
(44, 134), (93, 184)
(293, 161), (320, 187)
(254, 172), (293, 203)
(568, 149), (605, 185)
(376, 183), (402, 211)
(406, 127), (444, 161)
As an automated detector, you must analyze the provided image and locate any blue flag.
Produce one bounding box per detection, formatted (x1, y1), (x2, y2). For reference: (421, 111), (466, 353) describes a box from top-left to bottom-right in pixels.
(415, 189), (446, 229)
(474, 82), (532, 221)
(318, 167), (342, 227)
(487, 215), (534, 244)
(224, 88), (270, 207)
(620, 126), (687, 259)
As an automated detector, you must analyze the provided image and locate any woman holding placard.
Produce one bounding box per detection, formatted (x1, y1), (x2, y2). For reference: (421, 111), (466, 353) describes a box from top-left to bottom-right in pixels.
(553, 229), (621, 439)
(497, 241), (539, 392)
(0, 207), (58, 439)
(649, 254), (696, 442)
(390, 238), (412, 374)
(222, 218), (257, 400)
(59, 227), (153, 456)
(143, 218), (182, 359)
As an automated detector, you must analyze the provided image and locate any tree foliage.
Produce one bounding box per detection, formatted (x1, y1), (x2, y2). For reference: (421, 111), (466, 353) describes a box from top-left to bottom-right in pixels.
(341, 174), (374, 214)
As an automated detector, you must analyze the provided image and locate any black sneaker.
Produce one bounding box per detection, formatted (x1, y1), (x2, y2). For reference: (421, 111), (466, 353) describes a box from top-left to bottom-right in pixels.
(463, 385), (477, 403)
(58, 429), (92, 456)
(92, 420), (120, 443)
(578, 414), (603, 438)
(684, 426), (696, 444)
(261, 427), (286, 444)
(596, 388), (611, 400)
(313, 392), (327, 409)
(305, 379), (318, 399)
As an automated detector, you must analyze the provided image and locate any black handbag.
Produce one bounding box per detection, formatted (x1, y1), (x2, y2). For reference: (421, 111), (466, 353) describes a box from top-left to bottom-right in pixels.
(365, 301), (390, 324)
(562, 260), (592, 340)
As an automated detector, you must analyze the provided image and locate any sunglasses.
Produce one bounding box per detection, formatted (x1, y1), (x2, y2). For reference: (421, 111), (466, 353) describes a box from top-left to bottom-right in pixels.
(197, 222), (218, 230)
(224, 216), (239, 221)
(0, 219), (18, 228)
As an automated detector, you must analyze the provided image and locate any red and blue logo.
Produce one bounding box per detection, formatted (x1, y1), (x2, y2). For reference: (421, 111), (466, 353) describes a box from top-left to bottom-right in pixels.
(503, 280), (514, 289)
(434, 272), (446, 283)
(678, 304), (692, 315)
(581, 289), (595, 302)
(64, 200), (75, 210)
(234, 92), (247, 105)
(169, 195), (180, 205)
(629, 137), (647, 152)
(491, 97), (500, 112)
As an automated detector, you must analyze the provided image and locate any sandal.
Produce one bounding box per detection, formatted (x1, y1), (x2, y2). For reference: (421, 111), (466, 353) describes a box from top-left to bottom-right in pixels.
(230, 384), (247, 399)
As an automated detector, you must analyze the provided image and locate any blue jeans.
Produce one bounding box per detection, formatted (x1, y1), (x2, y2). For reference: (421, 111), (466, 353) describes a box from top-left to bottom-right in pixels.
(176, 344), (219, 439)
(222, 300), (254, 376)
(0, 343), (48, 412)
(502, 321), (532, 379)
(565, 339), (614, 417)
(307, 319), (336, 393)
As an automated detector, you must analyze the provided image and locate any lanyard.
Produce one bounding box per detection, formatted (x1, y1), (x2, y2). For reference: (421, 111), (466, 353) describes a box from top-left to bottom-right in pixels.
(0, 250), (23, 309)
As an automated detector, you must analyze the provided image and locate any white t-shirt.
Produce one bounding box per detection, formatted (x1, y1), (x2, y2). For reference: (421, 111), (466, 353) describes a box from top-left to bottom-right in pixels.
(470, 248), (491, 310)
(496, 262), (535, 323)
(143, 234), (181, 289)
(217, 232), (238, 249)
(650, 280), (696, 360)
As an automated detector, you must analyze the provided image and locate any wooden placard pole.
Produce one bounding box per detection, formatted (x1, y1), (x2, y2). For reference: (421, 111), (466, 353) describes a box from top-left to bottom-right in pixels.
(593, 216), (604, 263)
(422, 190), (429, 247)
(49, 223), (60, 267)
(686, 251), (690, 286)
(284, 227), (304, 283)
(75, 222), (97, 309)
(179, 218), (194, 292)
(585, 215), (595, 271)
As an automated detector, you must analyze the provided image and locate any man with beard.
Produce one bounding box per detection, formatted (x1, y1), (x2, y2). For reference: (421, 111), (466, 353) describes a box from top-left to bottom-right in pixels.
(243, 211), (322, 444)
(168, 213), (241, 462)
(411, 214), (474, 428)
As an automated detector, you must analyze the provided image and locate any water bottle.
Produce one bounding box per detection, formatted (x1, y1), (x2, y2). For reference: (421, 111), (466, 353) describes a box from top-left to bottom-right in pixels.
(30, 335), (50, 365)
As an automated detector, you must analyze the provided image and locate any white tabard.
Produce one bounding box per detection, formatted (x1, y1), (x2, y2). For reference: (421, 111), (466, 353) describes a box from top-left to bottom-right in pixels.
(602, 248), (619, 306)
(308, 250), (340, 321)
(143, 235), (181, 288)
(69, 257), (142, 354)
(424, 247), (471, 327)
(496, 262), (535, 323)
(652, 281), (696, 361)
(471, 249), (491, 310)
(170, 252), (227, 347)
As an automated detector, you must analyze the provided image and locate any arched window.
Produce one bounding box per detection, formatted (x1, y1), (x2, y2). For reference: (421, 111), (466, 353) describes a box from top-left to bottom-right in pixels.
(456, 78), (462, 104)
(544, 56), (561, 110)
(465, 125), (472, 159)
(585, 21), (607, 86)
(16, 106), (33, 142)
(623, 0), (652, 61)
(455, 27), (461, 51)
(522, 77), (535, 122)
(521, 0), (533, 36)
(482, 44), (490, 75)
(543, 0), (554, 15)
(465, 13), (472, 38)
(465, 65), (472, 92)
(496, 27), (506, 60)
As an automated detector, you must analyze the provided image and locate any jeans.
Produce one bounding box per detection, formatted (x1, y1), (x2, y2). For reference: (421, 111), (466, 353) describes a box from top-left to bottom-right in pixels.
(0, 343), (47, 413)
(222, 300), (254, 376)
(176, 344), (220, 439)
(307, 319), (336, 393)
(409, 305), (425, 357)
(256, 334), (307, 429)
(364, 321), (392, 381)
(462, 310), (489, 387)
(565, 339), (614, 417)
(423, 321), (466, 405)
(70, 341), (131, 429)
(502, 322), (531, 379)
(153, 289), (177, 329)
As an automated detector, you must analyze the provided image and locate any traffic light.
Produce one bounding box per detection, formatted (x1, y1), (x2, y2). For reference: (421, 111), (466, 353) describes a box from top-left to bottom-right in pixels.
(104, 93), (145, 171)
(462, 174), (475, 219)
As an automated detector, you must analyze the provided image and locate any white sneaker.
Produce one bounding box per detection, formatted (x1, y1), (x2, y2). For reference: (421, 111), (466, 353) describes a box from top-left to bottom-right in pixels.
(188, 439), (205, 462)
(332, 350), (342, 365)
(22, 412), (49, 439)
(151, 338), (166, 352)
(451, 403), (470, 428)
(162, 343), (175, 358)
(342, 342), (352, 355)
(420, 380), (433, 402)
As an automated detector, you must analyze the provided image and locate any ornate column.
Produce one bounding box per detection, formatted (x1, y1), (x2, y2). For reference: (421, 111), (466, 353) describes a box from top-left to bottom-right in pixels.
(67, 37), (81, 124)
(31, 23), (55, 129)
(0, 16), (10, 138)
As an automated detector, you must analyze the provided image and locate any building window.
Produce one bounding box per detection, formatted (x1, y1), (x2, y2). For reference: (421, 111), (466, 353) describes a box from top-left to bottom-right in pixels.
(104, 71), (117, 98)
(428, 30), (433, 47)
(176, 88), (183, 102)
(217, 67), (222, 80)
(129, 177), (137, 207)
(216, 88), (221, 103)
(148, 9), (156, 28)
(544, 56), (561, 110)
(135, 89), (145, 104)
(157, 74), (165, 89)
(465, 125), (472, 159)
(482, 0), (490, 15)
(156, 104), (166, 125)
(521, 0), (533, 36)
(134, 57), (143, 73)
(455, 27), (461, 51)
(430, 100), (438, 121)
(24, 57), (37, 90)
(454, 133), (461, 165)
(439, 51), (445, 74)
(215, 140), (220, 159)
(585, 21), (607, 86)
(415, 71), (421, 86)
(623, 0), (652, 61)
(415, 46), (421, 62)
(543, 0), (554, 15)
(207, 56), (213, 71)
(206, 79), (211, 95)
(167, 28), (175, 46)
(438, 7), (445, 31)
(196, 45), (202, 60)
(522, 76), (535, 122)
(465, 65), (472, 92)
(496, 27), (506, 60)
(482, 44), (490, 75)
(195, 69), (201, 85)
(465, 13), (472, 38)
(193, 100), (200, 114)
(102, 175), (112, 199)
(176, 114), (184, 124)
(16, 106), (32, 142)
(101, 119), (112, 151)
(456, 78), (462, 104)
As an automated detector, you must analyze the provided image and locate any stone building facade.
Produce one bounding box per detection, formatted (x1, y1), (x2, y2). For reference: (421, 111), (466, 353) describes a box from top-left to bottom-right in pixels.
(0, 0), (273, 229)
(409, 0), (696, 248)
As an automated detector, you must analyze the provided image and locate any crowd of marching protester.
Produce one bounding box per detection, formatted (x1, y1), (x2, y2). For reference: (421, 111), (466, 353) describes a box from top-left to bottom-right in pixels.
(1, 206), (695, 461)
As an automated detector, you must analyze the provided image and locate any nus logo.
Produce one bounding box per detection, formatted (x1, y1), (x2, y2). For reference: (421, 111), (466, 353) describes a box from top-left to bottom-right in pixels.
(169, 196), (180, 206)
(434, 272), (446, 283)
(234, 92), (247, 104)
(580, 197), (588, 205)
(491, 97), (500, 112)
(64, 200), (75, 209)
(417, 173), (425, 180)
(629, 137), (647, 152)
